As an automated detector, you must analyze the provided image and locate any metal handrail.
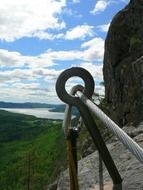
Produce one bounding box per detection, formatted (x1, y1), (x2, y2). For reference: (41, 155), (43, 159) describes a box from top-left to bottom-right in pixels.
(56, 67), (122, 189)
(56, 67), (143, 189)
(76, 90), (143, 164)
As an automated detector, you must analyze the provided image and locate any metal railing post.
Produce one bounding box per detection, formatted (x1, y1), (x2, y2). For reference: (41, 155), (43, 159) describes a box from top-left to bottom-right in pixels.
(73, 95), (122, 189)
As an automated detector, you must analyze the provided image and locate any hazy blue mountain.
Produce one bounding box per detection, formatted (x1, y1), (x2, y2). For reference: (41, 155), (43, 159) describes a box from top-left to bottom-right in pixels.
(0, 101), (79, 115)
(0, 101), (63, 109)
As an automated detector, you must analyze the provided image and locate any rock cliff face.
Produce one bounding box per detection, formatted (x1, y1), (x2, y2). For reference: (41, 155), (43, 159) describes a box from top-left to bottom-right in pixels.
(103, 0), (143, 125)
(56, 122), (143, 190)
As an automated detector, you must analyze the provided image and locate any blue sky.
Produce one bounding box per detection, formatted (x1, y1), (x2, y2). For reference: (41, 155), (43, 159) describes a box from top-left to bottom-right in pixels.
(0, 0), (129, 104)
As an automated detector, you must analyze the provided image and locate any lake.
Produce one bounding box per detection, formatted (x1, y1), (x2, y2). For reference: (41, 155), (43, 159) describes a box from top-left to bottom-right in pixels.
(0, 108), (65, 120)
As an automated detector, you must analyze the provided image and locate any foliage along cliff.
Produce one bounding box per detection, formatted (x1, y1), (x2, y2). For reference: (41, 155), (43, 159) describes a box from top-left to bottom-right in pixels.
(103, 0), (143, 126)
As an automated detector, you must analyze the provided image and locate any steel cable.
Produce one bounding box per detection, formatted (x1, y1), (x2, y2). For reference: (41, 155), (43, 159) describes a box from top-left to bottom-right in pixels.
(76, 91), (143, 164)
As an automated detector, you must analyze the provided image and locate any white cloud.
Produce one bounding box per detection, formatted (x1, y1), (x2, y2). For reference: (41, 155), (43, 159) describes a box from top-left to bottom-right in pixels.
(68, 62), (104, 96)
(0, 48), (81, 69)
(42, 37), (104, 61)
(0, 37), (104, 68)
(62, 7), (82, 19)
(0, 67), (63, 103)
(44, 49), (82, 60)
(0, 49), (26, 67)
(79, 62), (104, 96)
(97, 23), (110, 32)
(81, 37), (104, 49)
(33, 28), (87, 41)
(91, 0), (109, 15)
(0, 37), (104, 69)
(65, 25), (94, 40)
(0, 69), (35, 83)
(0, 85), (54, 103)
(29, 24), (93, 41)
(81, 37), (105, 61)
(33, 31), (64, 40)
(0, 49), (55, 68)
(32, 32), (56, 41)
(0, 35), (105, 103)
(72, 0), (80, 3)
(78, 62), (103, 81)
(0, 0), (66, 42)
(0, 67), (63, 84)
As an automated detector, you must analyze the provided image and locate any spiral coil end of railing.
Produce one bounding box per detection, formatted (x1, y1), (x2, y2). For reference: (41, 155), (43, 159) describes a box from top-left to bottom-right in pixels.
(56, 67), (95, 105)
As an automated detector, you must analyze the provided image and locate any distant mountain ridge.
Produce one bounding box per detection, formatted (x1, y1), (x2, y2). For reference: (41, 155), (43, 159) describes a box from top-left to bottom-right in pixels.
(0, 101), (79, 115)
(0, 101), (63, 109)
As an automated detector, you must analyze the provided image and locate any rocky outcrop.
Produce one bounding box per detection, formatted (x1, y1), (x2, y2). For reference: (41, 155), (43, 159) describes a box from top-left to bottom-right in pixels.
(103, 0), (143, 125)
(57, 122), (143, 190)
